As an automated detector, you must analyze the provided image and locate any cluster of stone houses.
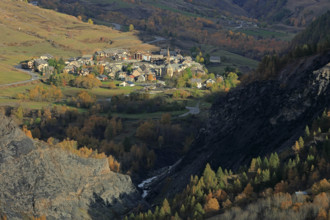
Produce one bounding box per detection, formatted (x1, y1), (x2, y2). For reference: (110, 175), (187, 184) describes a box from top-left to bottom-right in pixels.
(91, 48), (207, 85)
(21, 54), (54, 76)
(189, 78), (221, 89)
(22, 48), (209, 88)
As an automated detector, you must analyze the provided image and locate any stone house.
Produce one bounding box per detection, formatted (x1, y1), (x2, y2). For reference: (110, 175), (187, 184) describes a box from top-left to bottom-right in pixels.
(210, 56), (221, 63)
(126, 75), (135, 82)
(132, 69), (141, 77)
(97, 75), (108, 81)
(34, 59), (49, 72)
(136, 75), (146, 82)
(40, 54), (54, 60)
(63, 65), (76, 74)
(80, 68), (90, 76)
(190, 78), (203, 89)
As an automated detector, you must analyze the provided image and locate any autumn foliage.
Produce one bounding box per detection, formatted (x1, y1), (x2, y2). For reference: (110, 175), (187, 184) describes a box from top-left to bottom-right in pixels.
(72, 75), (101, 89)
(17, 85), (63, 102)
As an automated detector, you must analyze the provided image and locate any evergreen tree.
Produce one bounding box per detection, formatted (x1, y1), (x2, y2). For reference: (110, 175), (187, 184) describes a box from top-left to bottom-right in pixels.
(173, 212), (181, 220)
(179, 204), (185, 217)
(305, 125), (310, 136)
(298, 136), (304, 148)
(203, 163), (217, 189)
(193, 203), (205, 219)
(269, 153), (280, 170)
(162, 198), (171, 215)
(216, 167), (224, 181)
(249, 158), (257, 172)
(159, 207), (166, 218)
(263, 157), (269, 169)
(256, 157), (262, 168)
(129, 213), (135, 220)
(261, 169), (270, 183)
(241, 172), (248, 184)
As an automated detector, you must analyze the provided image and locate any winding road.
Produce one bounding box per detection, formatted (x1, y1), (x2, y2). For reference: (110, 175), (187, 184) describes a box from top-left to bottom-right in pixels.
(143, 36), (166, 45)
(179, 101), (200, 117)
(110, 23), (122, 31)
(0, 65), (40, 88)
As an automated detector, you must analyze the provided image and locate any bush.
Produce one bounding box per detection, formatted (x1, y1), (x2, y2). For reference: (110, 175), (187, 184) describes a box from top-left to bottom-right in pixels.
(72, 75), (101, 89)
(70, 91), (96, 108)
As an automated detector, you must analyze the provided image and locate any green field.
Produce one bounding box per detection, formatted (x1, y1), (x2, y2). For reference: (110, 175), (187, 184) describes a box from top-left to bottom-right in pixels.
(0, 65), (30, 84)
(62, 85), (143, 99)
(112, 110), (187, 120)
(238, 28), (295, 41)
(0, 81), (145, 110)
(201, 45), (259, 74)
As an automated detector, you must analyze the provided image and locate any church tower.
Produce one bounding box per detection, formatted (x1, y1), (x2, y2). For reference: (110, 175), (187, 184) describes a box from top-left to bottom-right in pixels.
(166, 63), (173, 78)
(167, 47), (170, 64)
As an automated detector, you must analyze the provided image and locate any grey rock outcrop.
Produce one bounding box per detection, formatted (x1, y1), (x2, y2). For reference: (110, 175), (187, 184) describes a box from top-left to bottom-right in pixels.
(0, 115), (140, 219)
(149, 51), (330, 201)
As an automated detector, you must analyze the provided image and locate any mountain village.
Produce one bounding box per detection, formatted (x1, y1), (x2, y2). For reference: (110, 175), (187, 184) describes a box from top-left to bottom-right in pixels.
(21, 48), (219, 90)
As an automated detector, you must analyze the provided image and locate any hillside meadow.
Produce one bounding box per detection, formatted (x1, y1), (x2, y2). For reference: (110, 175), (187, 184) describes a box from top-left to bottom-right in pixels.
(0, 0), (156, 85)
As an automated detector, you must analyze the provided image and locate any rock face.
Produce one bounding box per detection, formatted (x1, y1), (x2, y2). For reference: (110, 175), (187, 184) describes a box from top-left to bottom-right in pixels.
(149, 51), (330, 200)
(0, 115), (140, 219)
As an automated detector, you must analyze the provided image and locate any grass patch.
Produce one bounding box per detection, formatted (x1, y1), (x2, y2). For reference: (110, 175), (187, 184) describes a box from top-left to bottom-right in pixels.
(238, 28), (295, 41)
(62, 86), (143, 99)
(112, 110), (187, 119)
(0, 83), (41, 98)
(0, 65), (30, 85)
(201, 45), (259, 74)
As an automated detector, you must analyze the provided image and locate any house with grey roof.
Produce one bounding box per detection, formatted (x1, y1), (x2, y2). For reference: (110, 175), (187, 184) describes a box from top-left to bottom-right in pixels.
(210, 56), (221, 63)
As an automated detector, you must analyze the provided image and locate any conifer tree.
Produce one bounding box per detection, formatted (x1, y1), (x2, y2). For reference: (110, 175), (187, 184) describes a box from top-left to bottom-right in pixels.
(159, 207), (166, 218)
(263, 157), (269, 169)
(241, 172), (248, 184)
(305, 125), (310, 136)
(194, 203), (205, 219)
(256, 157), (262, 168)
(298, 136), (304, 148)
(293, 141), (300, 153)
(173, 212), (181, 220)
(203, 163), (217, 189)
(249, 158), (257, 172)
(216, 167), (224, 181)
(269, 153), (280, 170)
(261, 169), (270, 183)
(162, 198), (171, 216)
(179, 204), (185, 217)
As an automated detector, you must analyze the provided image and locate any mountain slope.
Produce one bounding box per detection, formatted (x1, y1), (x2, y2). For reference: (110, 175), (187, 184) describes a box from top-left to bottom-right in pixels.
(40, 0), (330, 27)
(0, 0), (154, 85)
(149, 52), (330, 201)
(233, 0), (330, 25)
(0, 114), (140, 219)
(147, 12), (330, 201)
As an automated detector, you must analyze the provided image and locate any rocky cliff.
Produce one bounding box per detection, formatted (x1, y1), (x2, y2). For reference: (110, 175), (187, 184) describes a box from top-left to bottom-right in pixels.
(149, 51), (330, 201)
(0, 115), (140, 219)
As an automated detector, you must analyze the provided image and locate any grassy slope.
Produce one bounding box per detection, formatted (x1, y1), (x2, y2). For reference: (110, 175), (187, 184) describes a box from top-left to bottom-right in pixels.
(201, 45), (259, 74)
(285, 0), (330, 22)
(0, 0), (156, 85)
